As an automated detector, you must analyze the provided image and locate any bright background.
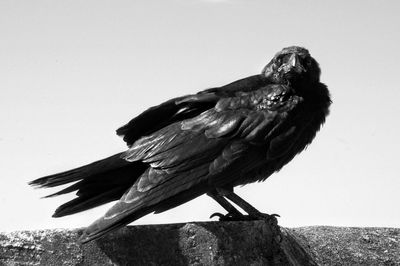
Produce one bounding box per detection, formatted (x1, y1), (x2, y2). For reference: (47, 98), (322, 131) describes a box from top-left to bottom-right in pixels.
(1, 0), (399, 232)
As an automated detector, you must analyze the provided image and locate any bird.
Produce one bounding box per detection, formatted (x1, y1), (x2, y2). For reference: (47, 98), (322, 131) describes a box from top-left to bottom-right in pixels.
(29, 46), (331, 243)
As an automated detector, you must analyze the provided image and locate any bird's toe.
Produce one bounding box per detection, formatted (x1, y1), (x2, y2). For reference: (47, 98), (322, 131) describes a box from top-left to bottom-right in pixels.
(209, 212), (247, 221)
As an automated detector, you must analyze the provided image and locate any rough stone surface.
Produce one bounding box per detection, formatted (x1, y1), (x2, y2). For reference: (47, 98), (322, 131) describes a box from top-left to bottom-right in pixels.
(1, 222), (398, 265)
(292, 226), (400, 266)
(0, 220), (315, 266)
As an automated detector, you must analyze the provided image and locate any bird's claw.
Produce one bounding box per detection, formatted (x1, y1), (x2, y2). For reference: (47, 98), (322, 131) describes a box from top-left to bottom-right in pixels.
(209, 212), (245, 221)
(250, 213), (280, 226)
(253, 213), (280, 219)
(210, 212), (224, 220)
(210, 212), (280, 222)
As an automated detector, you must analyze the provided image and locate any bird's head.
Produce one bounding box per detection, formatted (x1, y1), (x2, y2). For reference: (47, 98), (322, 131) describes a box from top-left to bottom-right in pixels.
(262, 46), (321, 84)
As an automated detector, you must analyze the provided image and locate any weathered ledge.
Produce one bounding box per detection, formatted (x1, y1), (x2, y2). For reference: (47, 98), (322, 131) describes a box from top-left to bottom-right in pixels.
(0, 220), (399, 265)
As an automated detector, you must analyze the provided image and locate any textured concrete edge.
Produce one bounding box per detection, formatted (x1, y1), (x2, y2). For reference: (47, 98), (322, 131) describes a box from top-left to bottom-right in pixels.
(0, 220), (320, 265)
(289, 226), (400, 265)
(3, 222), (398, 265)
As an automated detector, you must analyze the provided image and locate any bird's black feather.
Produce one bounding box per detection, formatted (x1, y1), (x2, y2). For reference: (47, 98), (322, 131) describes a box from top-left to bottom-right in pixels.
(29, 46), (331, 243)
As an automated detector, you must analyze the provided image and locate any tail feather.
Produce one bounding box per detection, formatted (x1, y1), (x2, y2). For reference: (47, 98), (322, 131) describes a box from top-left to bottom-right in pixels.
(29, 153), (147, 217)
(29, 153), (129, 188)
(52, 187), (126, 217)
(44, 181), (83, 198)
(79, 207), (152, 243)
(78, 168), (210, 243)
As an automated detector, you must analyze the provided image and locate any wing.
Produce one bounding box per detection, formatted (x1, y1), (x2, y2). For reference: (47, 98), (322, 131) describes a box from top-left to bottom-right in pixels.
(116, 74), (271, 146)
(204, 74), (271, 95)
(80, 83), (304, 242)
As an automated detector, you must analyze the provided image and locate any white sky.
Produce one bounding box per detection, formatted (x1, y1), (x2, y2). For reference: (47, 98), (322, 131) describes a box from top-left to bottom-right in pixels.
(1, 0), (399, 232)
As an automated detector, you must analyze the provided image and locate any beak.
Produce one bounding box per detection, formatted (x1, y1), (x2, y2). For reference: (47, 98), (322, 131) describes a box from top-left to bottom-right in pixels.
(289, 53), (297, 67)
(287, 54), (306, 73)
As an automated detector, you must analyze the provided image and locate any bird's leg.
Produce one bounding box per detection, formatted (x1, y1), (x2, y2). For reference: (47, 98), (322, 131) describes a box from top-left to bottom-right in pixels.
(216, 187), (280, 222)
(207, 189), (245, 221)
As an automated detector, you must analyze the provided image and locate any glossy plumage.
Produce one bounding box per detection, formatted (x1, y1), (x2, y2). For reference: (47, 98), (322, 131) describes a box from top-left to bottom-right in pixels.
(30, 46), (331, 242)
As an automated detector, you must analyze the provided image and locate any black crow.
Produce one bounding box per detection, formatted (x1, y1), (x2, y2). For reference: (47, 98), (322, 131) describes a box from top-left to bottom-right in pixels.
(30, 46), (331, 243)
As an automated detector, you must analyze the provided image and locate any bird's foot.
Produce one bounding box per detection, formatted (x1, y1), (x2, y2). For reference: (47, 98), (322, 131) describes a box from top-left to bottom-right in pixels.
(210, 212), (248, 221)
(250, 212), (280, 220)
(210, 212), (280, 223)
(249, 212), (280, 227)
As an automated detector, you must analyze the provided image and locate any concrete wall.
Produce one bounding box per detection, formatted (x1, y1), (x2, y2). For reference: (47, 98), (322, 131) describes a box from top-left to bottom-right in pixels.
(1, 220), (399, 265)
